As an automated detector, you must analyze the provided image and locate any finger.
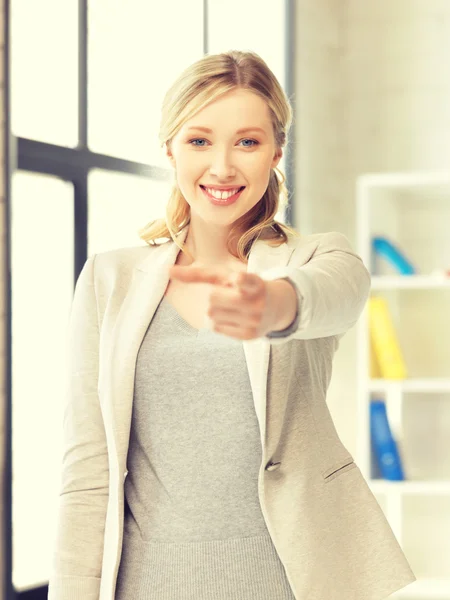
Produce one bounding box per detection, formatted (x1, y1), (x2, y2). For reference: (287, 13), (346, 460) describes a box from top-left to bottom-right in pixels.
(203, 308), (240, 331)
(169, 265), (226, 286)
(209, 294), (261, 324)
(212, 321), (258, 341)
(208, 279), (258, 310)
(235, 272), (262, 296)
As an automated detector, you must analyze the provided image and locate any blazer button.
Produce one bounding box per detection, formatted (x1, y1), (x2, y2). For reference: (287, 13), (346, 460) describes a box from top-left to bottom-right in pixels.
(265, 461), (281, 472)
(123, 470), (128, 480)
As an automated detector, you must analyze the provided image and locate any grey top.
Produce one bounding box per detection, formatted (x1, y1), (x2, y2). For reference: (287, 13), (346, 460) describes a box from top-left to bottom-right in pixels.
(114, 295), (296, 599)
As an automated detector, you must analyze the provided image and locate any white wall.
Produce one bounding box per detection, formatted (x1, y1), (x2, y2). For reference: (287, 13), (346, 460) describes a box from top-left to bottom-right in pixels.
(345, 0), (450, 174)
(295, 0), (346, 236)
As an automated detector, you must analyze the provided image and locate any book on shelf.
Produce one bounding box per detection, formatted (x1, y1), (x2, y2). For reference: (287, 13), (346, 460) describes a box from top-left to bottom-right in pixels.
(370, 334), (382, 379)
(372, 236), (417, 275)
(370, 399), (405, 481)
(368, 296), (408, 379)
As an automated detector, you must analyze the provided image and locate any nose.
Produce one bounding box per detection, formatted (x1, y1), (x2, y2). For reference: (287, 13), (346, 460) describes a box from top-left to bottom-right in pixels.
(208, 147), (236, 179)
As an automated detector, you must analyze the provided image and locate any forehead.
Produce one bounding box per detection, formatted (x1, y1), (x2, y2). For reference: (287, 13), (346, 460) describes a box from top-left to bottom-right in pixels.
(181, 89), (273, 134)
(186, 125), (268, 136)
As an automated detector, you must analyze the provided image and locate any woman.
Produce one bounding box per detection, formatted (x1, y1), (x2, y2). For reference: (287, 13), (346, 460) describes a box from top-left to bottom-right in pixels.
(48, 51), (416, 600)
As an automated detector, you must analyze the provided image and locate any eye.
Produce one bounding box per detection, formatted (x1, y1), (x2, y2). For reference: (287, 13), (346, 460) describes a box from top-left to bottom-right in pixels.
(240, 139), (259, 147)
(188, 138), (259, 148)
(188, 138), (208, 147)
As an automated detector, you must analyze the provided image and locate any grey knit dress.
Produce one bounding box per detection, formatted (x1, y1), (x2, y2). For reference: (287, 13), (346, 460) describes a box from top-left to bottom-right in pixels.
(114, 295), (296, 600)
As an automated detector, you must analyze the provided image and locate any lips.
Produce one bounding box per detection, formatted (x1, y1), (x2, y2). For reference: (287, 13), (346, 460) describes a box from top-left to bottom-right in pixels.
(200, 185), (245, 205)
(200, 185), (245, 194)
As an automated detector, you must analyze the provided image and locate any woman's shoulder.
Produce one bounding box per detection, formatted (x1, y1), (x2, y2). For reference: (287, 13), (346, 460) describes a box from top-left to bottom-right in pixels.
(86, 243), (161, 283)
(289, 230), (356, 254)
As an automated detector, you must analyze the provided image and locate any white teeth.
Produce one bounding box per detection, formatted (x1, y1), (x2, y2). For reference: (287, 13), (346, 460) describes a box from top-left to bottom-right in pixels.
(204, 187), (240, 199)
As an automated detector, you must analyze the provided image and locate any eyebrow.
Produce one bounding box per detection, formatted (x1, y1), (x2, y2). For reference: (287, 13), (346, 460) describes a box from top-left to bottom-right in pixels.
(186, 126), (267, 135)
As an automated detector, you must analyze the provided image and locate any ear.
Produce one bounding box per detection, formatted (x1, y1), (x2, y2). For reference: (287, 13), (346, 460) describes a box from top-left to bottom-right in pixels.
(272, 148), (283, 169)
(165, 143), (176, 168)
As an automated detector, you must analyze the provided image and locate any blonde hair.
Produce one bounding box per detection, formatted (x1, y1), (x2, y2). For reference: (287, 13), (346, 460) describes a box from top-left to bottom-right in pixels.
(138, 50), (300, 262)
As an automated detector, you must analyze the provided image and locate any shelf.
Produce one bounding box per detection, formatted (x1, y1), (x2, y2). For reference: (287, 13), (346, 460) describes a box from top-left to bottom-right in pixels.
(393, 577), (450, 599)
(368, 379), (450, 393)
(358, 171), (450, 189)
(357, 171), (450, 596)
(370, 275), (450, 289)
(369, 480), (450, 495)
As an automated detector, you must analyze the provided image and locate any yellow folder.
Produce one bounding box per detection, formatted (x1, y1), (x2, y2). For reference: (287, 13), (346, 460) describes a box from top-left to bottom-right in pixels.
(369, 334), (382, 378)
(368, 296), (408, 379)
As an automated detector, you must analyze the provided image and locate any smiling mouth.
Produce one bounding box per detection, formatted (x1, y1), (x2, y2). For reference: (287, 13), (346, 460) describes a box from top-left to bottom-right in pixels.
(200, 185), (245, 193)
(200, 185), (245, 205)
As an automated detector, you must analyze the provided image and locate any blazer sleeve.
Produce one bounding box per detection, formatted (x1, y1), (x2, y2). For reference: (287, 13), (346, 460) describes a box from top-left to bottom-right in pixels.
(48, 254), (109, 600)
(260, 231), (371, 343)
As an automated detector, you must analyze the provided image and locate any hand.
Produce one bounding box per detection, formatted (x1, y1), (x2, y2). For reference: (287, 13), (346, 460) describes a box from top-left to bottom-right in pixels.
(168, 263), (284, 341)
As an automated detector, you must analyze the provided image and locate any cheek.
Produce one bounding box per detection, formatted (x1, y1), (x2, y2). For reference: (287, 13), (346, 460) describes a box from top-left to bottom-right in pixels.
(247, 158), (272, 179)
(178, 159), (204, 181)
(251, 168), (271, 192)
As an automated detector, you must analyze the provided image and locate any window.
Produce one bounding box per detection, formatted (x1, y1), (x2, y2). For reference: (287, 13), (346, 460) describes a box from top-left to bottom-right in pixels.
(11, 0), (79, 147)
(7, 0), (295, 593)
(11, 172), (74, 590)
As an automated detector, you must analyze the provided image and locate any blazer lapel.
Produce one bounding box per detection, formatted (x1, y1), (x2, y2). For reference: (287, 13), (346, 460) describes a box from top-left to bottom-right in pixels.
(105, 224), (293, 474)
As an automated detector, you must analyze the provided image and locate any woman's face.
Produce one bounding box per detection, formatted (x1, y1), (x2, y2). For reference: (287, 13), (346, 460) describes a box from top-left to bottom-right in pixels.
(167, 88), (282, 225)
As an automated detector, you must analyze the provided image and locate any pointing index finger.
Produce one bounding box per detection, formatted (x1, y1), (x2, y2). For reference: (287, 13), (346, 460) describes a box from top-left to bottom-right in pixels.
(168, 265), (226, 286)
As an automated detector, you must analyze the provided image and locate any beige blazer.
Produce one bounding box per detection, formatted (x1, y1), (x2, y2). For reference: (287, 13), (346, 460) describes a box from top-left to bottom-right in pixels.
(48, 224), (416, 600)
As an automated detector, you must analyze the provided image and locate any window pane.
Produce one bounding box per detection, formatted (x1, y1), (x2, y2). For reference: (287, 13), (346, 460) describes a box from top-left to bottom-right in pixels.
(11, 1), (79, 147)
(208, 0), (286, 91)
(88, 169), (173, 254)
(88, 0), (203, 166)
(11, 172), (74, 591)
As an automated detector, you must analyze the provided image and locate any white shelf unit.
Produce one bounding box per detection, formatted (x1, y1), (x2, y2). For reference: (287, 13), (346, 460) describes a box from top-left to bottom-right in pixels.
(356, 172), (450, 599)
